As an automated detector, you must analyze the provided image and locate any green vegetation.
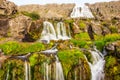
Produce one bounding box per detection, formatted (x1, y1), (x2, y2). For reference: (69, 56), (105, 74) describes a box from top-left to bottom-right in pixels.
(0, 41), (45, 55)
(105, 56), (120, 80)
(21, 11), (40, 20)
(95, 33), (120, 51)
(109, 25), (118, 33)
(79, 21), (86, 29)
(64, 19), (74, 24)
(105, 56), (117, 68)
(58, 49), (86, 78)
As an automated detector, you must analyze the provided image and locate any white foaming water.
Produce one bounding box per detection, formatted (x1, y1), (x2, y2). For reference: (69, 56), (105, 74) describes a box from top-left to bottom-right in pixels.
(44, 62), (49, 80)
(43, 55), (64, 80)
(86, 47), (105, 80)
(40, 21), (71, 43)
(25, 61), (31, 80)
(70, 5), (94, 18)
(40, 21), (57, 43)
(56, 22), (71, 40)
(55, 55), (65, 80)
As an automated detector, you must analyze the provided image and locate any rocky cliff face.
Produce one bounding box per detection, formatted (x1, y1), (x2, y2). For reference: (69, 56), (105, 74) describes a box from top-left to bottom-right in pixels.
(0, 0), (17, 16)
(88, 1), (120, 20)
(19, 4), (75, 19)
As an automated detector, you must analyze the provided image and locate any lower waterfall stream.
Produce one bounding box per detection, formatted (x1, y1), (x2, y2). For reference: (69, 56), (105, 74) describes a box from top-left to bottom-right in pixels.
(2, 45), (106, 80)
(85, 46), (105, 80)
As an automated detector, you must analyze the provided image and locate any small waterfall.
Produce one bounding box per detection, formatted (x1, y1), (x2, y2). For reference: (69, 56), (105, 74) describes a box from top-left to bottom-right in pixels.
(42, 56), (65, 80)
(44, 62), (49, 80)
(25, 60), (31, 80)
(5, 64), (10, 80)
(55, 55), (65, 80)
(70, 5), (94, 18)
(85, 46), (105, 80)
(40, 21), (57, 43)
(40, 21), (71, 43)
(42, 45), (64, 80)
(56, 22), (71, 40)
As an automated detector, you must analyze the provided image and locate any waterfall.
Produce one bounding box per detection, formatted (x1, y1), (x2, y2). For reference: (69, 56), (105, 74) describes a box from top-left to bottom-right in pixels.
(44, 62), (49, 80)
(40, 21), (71, 43)
(40, 21), (57, 43)
(25, 61), (31, 80)
(42, 45), (64, 80)
(55, 55), (65, 80)
(85, 46), (105, 80)
(70, 5), (94, 18)
(43, 56), (64, 80)
(5, 64), (10, 80)
(56, 22), (71, 40)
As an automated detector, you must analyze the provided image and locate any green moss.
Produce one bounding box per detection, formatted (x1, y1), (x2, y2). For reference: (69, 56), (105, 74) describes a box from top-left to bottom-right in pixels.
(95, 40), (105, 51)
(95, 33), (120, 51)
(79, 21), (86, 29)
(105, 56), (117, 68)
(109, 25), (117, 33)
(21, 42), (45, 53)
(74, 32), (90, 41)
(104, 33), (120, 42)
(64, 19), (74, 24)
(0, 41), (23, 55)
(71, 39), (87, 48)
(21, 11), (40, 20)
(58, 49), (85, 77)
(29, 53), (39, 66)
(0, 41), (45, 55)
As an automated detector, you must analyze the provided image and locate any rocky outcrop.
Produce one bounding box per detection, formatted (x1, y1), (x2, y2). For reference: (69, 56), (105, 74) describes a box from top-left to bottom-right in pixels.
(88, 1), (120, 20)
(0, 0), (17, 16)
(19, 4), (75, 19)
(105, 41), (120, 58)
(9, 15), (32, 41)
(0, 19), (9, 37)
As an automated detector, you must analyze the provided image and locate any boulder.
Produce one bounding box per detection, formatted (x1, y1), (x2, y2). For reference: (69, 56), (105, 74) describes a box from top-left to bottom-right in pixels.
(9, 15), (32, 41)
(23, 20), (43, 42)
(105, 41), (120, 58)
(0, 0), (17, 16)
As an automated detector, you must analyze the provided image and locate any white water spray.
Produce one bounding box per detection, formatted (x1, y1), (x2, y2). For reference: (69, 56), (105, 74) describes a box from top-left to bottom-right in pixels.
(85, 46), (105, 80)
(55, 55), (65, 80)
(70, 5), (94, 18)
(56, 22), (71, 40)
(25, 61), (31, 80)
(40, 21), (57, 43)
(40, 21), (71, 43)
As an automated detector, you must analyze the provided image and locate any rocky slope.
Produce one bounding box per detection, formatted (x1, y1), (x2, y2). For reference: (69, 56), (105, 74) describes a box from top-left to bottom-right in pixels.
(0, 0), (17, 16)
(88, 1), (120, 20)
(19, 4), (75, 19)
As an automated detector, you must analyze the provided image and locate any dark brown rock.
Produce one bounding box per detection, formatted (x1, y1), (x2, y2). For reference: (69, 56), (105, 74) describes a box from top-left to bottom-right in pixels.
(0, 19), (9, 37)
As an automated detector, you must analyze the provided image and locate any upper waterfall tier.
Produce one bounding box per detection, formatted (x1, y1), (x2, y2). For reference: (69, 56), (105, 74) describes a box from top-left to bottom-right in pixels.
(40, 21), (71, 43)
(70, 5), (94, 18)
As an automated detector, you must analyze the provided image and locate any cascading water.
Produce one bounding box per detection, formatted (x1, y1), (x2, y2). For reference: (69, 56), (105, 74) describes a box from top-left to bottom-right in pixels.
(40, 21), (57, 43)
(25, 60), (31, 80)
(56, 22), (71, 40)
(70, 5), (94, 18)
(85, 46), (105, 80)
(42, 46), (64, 80)
(55, 55), (65, 80)
(40, 21), (71, 43)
